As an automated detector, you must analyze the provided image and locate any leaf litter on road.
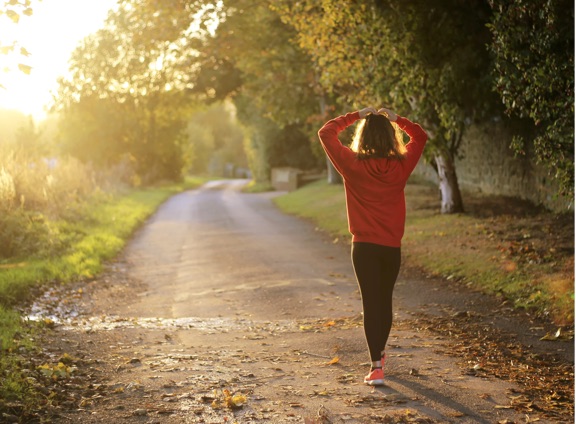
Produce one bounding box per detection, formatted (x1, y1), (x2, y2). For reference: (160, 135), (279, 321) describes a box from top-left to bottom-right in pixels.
(402, 314), (574, 422)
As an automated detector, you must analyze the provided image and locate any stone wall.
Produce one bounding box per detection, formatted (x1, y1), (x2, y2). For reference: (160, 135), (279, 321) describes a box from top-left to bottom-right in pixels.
(412, 121), (572, 212)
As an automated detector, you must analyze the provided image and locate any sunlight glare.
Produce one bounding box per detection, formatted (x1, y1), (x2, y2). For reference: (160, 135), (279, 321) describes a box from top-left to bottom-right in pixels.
(0, 0), (117, 122)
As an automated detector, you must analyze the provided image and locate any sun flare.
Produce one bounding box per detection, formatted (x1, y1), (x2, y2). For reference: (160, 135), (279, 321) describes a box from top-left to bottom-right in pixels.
(0, 0), (117, 122)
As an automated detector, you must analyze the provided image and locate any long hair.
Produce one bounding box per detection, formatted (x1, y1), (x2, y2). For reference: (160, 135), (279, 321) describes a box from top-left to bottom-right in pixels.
(350, 113), (406, 160)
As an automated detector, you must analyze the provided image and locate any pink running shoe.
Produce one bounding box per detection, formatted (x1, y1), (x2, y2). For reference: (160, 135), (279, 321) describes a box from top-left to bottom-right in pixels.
(364, 367), (384, 386)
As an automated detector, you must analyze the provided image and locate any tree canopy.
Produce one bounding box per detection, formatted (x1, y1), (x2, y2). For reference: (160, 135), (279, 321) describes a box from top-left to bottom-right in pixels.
(50, 0), (574, 204)
(52, 0), (206, 182)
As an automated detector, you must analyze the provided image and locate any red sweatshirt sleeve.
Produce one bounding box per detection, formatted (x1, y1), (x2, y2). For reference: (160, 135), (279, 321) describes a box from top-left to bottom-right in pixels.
(317, 112), (360, 176)
(395, 116), (428, 177)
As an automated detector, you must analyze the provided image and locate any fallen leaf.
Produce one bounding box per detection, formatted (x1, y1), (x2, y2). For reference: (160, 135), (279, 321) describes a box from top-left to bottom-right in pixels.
(540, 328), (574, 341)
(327, 357), (339, 365)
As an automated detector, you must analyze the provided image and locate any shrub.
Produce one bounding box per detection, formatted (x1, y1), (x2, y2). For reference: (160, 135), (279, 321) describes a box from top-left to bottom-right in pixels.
(0, 145), (126, 261)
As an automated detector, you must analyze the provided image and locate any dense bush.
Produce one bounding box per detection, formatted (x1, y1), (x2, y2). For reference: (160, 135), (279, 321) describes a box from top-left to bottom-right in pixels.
(0, 146), (123, 261)
(0, 211), (62, 259)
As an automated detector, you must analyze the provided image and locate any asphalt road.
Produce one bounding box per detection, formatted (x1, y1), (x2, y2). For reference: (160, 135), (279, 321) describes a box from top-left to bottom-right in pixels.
(41, 179), (572, 423)
(120, 179), (361, 322)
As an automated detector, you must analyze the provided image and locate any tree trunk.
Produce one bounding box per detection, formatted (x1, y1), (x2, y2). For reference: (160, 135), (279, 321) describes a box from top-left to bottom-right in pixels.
(434, 152), (464, 214)
(326, 157), (342, 184)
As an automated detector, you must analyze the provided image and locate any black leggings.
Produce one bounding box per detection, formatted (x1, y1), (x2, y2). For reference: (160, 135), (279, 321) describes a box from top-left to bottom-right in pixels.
(351, 242), (401, 362)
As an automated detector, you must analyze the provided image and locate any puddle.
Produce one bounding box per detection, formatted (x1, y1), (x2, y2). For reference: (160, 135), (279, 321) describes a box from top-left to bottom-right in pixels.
(27, 286), (82, 323)
(25, 281), (352, 335)
(56, 315), (299, 333)
(26, 286), (299, 333)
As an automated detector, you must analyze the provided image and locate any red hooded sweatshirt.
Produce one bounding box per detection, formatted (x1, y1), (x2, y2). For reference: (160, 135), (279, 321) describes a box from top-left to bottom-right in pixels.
(318, 111), (428, 247)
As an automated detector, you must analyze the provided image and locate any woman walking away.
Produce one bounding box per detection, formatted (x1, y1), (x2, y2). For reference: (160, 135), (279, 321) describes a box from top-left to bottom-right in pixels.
(318, 106), (427, 385)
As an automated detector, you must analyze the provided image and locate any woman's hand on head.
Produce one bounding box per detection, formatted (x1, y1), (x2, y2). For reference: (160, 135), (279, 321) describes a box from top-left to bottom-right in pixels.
(377, 107), (398, 121)
(358, 107), (378, 119)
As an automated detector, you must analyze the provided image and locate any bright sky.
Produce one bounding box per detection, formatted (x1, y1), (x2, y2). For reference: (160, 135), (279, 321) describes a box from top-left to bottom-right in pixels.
(0, 0), (118, 122)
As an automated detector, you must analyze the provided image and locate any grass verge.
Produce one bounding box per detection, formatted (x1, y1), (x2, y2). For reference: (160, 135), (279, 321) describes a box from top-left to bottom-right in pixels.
(0, 175), (209, 412)
(274, 179), (574, 326)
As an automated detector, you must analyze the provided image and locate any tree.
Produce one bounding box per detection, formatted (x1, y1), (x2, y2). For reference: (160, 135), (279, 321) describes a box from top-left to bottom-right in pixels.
(382, 0), (498, 214)
(488, 0), (574, 199)
(55, 95), (131, 168)
(52, 0), (202, 182)
(275, 0), (498, 213)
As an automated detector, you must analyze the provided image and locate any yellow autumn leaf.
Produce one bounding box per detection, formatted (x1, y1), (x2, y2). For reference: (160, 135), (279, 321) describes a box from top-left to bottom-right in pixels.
(327, 356), (339, 365)
(230, 394), (247, 407)
(43, 318), (55, 328)
(59, 353), (74, 365)
(6, 10), (19, 23)
(18, 63), (32, 74)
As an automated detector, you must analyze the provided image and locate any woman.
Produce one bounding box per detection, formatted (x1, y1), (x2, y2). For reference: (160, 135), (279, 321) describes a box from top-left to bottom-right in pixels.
(318, 106), (427, 385)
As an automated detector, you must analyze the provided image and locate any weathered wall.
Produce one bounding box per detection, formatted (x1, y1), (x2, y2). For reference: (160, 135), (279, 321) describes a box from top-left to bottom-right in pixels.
(412, 121), (573, 212)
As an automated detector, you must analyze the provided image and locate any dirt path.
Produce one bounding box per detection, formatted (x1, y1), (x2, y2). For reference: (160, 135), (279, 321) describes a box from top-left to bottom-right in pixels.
(30, 180), (573, 423)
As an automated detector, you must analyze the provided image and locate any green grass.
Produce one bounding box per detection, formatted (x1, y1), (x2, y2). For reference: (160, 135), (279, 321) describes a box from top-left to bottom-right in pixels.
(0, 308), (43, 414)
(0, 307), (22, 351)
(273, 180), (350, 241)
(274, 179), (574, 325)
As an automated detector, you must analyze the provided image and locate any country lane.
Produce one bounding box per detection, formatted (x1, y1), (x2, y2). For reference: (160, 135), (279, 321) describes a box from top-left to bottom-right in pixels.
(35, 179), (569, 423)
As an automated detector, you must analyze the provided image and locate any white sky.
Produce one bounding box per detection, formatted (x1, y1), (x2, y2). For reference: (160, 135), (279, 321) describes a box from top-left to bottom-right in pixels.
(0, 0), (118, 121)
